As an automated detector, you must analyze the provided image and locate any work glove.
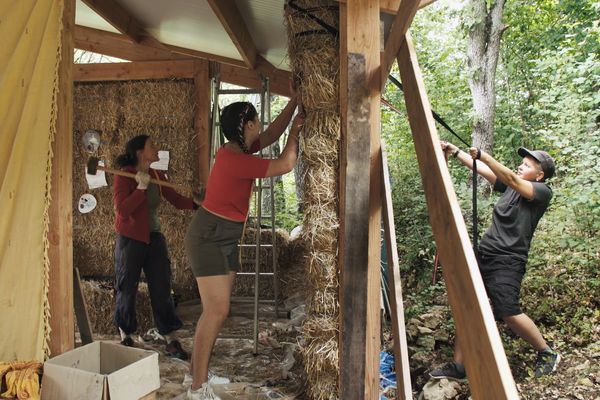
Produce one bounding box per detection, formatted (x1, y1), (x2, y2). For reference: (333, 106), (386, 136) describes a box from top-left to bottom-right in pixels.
(135, 171), (151, 190)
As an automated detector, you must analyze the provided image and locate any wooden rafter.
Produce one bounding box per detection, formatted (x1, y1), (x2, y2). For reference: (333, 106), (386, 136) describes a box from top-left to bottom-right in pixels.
(74, 25), (246, 67)
(81, 0), (151, 44)
(380, 0), (421, 90)
(206, 0), (258, 68)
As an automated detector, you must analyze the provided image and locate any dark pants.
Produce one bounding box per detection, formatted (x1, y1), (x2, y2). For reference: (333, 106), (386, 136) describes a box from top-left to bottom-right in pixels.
(114, 233), (182, 335)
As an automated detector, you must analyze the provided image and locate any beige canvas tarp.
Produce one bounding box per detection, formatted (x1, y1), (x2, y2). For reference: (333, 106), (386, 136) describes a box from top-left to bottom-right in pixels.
(0, 0), (63, 361)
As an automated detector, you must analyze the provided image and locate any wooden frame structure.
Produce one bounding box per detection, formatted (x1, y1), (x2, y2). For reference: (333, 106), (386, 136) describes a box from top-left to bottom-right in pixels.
(45, 0), (520, 398)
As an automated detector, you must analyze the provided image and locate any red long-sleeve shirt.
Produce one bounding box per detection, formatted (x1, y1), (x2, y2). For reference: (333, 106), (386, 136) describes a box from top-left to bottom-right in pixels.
(113, 166), (195, 243)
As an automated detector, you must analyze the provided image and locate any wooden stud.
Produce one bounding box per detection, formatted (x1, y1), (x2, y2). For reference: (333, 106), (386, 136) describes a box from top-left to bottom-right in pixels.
(339, 1), (382, 398)
(194, 61), (211, 185)
(48, 0), (75, 356)
(206, 0), (258, 68)
(397, 32), (519, 399)
(380, 142), (412, 399)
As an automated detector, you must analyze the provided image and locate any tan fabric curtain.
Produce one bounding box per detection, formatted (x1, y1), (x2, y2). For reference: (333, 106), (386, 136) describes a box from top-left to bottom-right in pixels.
(0, 0), (63, 361)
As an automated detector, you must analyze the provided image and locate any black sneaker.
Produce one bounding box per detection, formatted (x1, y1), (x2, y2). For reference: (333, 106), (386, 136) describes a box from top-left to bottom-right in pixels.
(429, 362), (467, 381)
(120, 336), (135, 347)
(165, 340), (189, 361)
(534, 349), (561, 378)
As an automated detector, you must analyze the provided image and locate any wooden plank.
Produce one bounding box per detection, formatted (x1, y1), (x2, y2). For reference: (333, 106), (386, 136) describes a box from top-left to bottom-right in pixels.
(73, 268), (93, 345)
(380, 0), (421, 91)
(81, 0), (146, 43)
(380, 142), (412, 399)
(74, 60), (196, 81)
(206, 0), (258, 68)
(194, 61), (211, 185)
(397, 32), (519, 399)
(48, 0), (75, 356)
(339, 1), (382, 398)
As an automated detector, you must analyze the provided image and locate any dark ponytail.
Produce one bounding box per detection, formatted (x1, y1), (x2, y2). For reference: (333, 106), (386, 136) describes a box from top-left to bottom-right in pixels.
(115, 134), (149, 168)
(220, 102), (258, 154)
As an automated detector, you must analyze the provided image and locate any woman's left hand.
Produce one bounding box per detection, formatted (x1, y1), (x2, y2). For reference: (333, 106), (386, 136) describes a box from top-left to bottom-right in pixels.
(469, 147), (483, 160)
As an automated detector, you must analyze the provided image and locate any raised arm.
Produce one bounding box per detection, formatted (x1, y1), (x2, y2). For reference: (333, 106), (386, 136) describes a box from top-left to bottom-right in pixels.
(258, 97), (298, 150)
(469, 148), (536, 200)
(264, 112), (304, 177)
(441, 141), (497, 185)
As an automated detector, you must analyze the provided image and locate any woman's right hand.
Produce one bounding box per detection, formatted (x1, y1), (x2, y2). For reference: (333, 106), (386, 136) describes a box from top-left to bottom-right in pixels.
(135, 171), (150, 190)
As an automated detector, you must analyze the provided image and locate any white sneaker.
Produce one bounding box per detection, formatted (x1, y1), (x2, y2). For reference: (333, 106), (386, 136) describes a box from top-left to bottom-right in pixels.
(187, 383), (221, 400)
(183, 371), (230, 387)
(208, 371), (230, 385)
(140, 328), (167, 344)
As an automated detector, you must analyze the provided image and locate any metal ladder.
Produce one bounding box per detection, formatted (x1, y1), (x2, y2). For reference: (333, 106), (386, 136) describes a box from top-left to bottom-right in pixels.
(209, 75), (280, 354)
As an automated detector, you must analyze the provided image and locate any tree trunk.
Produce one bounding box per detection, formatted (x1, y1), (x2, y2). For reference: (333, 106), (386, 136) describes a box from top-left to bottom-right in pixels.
(467, 0), (506, 153)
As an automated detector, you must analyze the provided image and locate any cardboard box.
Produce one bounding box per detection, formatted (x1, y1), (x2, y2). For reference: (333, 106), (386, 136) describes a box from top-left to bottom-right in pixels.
(42, 341), (160, 400)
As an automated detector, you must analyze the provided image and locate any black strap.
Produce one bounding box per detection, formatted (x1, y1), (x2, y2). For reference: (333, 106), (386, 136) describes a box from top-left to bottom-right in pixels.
(387, 74), (479, 257)
(472, 159), (478, 257)
(286, 1), (339, 37)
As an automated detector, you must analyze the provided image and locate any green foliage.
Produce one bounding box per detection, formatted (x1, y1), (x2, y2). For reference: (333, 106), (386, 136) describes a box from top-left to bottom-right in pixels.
(383, 0), (600, 348)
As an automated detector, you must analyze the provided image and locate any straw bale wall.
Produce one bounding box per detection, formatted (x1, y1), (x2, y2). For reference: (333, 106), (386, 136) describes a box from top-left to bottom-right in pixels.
(286, 1), (341, 398)
(73, 80), (199, 303)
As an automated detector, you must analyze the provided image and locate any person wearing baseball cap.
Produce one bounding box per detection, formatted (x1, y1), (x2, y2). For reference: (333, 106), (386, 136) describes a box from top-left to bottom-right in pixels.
(429, 141), (559, 381)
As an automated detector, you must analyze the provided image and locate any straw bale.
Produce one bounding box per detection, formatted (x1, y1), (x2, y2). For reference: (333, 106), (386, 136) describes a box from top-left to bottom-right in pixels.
(73, 80), (199, 301)
(80, 279), (154, 335)
(287, 1), (341, 398)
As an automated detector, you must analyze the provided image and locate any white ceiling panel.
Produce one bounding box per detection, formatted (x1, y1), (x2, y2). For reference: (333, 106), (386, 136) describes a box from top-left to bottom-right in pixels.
(75, 0), (119, 34)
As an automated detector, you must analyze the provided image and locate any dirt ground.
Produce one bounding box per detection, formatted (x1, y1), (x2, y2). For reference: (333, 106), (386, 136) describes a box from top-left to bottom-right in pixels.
(92, 298), (307, 400)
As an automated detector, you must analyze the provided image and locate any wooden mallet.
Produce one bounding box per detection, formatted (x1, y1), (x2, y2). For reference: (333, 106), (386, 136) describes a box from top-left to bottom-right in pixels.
(86, 156), (189, 193)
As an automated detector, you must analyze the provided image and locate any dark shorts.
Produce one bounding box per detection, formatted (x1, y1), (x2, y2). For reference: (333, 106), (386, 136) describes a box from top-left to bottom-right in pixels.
(478, 252), (526, 320)
(185, 208), (244, 277)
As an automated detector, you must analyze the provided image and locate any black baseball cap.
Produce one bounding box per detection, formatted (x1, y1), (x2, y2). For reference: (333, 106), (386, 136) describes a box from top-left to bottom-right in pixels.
(517, 147), (555, 180)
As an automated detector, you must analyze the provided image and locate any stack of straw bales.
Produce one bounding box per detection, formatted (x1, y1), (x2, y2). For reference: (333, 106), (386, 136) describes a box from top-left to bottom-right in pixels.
(73, 80), (199, 331)
(286, 1), (341, 398)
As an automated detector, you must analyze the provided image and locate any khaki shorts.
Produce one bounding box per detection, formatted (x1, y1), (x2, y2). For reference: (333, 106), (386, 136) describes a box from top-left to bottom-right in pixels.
(185, 208), (244, 277)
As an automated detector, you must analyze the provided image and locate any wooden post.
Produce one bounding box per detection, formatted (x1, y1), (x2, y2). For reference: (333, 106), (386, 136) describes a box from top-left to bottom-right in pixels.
(381, 143), (412, 399)
(397, 33), (519, 399)
(193, 60), (211, 185)
(48, 0), (75, 356)
(339, 2), (382, 398)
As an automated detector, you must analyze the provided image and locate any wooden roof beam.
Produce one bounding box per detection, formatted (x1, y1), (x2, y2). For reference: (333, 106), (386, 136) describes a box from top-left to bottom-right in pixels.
(74, 25), (246, 67)
(73, 60), (292, 98)
(206, 0), (258, 69)
(380, 0), (421, 90)
(81, 0), (150, 43)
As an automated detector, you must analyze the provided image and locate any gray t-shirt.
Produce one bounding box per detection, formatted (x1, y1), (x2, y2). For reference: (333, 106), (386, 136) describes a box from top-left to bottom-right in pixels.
(478, 180), (552, 260)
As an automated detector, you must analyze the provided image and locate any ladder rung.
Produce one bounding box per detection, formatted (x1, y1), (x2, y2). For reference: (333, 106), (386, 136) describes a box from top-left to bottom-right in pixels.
(239, 244), (273, 248)
(218, 89), (261, 95)
(236, 272), (275, 276)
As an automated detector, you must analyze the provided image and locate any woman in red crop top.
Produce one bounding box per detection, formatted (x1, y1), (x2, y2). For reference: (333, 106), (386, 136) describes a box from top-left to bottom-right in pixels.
(184, 97), (304, 398)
